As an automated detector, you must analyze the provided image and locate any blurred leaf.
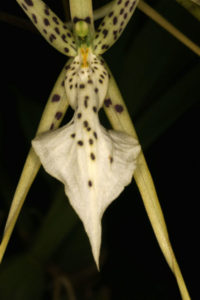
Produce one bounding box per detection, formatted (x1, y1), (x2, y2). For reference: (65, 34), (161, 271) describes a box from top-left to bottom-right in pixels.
(30, 187), (78, 262)
(0, 254), (45, 300)
(10, 85), (43, 140)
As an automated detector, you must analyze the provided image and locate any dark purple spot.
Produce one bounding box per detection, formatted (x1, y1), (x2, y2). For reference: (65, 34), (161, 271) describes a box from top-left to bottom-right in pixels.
(108, 11), (113, 17)
(22, 4), (27, 10)
(67, 32), (72, 38)
(49, 34), (56, 43)
(55, 112), (62, 120)
(84, 96), (89, 108)
(115, 104), (124, 113)
(102, 29), (108, 38)
(90, 153), (95, 160)
(55, 27), (60, 34)
(44, 8), (50, 16)
(32, 14), (37, 24)
(85, 17), (91, 24)
(109, 156), (113, 163)
(83, 120), (89, 128)
(50, 123), (54, 130)
(93, 132), (98, 139)
(77, 113), (82, 119)
(65, 65), (70, 70)
(73, 17), (79, 23)
(44, 18), (50, 26)
(62, 34), (67, 43)
(89, 139), (93, 145)
(64, 47), (69, 53)
(117, 0), (122, 4)
(113, 17), (118, 25)
(125, 0), (130, 6)
(124, 13), (128, 19)
(99, 79), (103, 84)
(104, 98), (112, 107)
(88, 79), (93, 84)
(70, 84), (73, 89)
(93, 106), (97, 113)
(130, 1), (136, 11)
(71, 133), (76, 138)
(78, 140), (83, 146)
(88, 180), (93, 187)
(87, 127), (91, 132)
(63, 24), (67, 29)
(94, 88), (98, 93)
(120, 8), (124, 15)
(52, 94), (60, 102)
(80, 84), (85, 89)
(101, 44), (109, 50)
(61, 81), (64, 87)
(52, 16), (59, 24)
(24, 0), (33, 6)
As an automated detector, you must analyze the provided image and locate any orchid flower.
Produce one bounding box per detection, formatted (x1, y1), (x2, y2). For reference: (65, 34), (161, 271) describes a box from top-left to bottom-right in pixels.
(0, 0), (191, 299)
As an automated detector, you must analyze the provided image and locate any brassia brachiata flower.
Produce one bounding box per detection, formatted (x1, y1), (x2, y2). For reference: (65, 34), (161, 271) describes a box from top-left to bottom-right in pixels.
(0, 0), (191, 299)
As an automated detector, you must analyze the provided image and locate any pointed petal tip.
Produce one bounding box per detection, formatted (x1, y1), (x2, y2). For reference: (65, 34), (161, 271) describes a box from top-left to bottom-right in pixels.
(83, 217), (102, 271)
(94, 254), (100, 271)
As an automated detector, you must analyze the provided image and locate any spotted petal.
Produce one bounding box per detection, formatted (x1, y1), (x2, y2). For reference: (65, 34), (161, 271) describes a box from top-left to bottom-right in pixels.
(16, 0), (77, 56)
(32, 50), (141, 266)
(93, 0), (139, 55)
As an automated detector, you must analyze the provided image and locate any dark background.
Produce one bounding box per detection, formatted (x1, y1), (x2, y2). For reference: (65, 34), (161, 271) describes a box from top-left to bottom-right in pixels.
(0, 0), (199, 299)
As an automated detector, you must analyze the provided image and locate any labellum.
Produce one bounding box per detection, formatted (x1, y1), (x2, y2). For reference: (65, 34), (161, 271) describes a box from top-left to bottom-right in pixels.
(32, 47), (140, 267)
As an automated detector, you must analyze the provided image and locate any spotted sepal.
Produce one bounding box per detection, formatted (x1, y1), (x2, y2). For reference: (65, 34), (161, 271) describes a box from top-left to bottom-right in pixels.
(16, 0), (77, 57)
(93, 0), (139, 55)
(0, 60), (71, 263)
(32, 51), (141, 267)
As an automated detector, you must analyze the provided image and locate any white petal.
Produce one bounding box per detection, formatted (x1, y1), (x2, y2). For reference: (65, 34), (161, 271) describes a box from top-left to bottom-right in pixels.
(32, 121), (140, 266)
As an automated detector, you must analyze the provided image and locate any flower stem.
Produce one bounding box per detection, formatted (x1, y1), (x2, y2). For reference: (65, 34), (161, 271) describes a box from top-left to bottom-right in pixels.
(138, 0), (200, 56)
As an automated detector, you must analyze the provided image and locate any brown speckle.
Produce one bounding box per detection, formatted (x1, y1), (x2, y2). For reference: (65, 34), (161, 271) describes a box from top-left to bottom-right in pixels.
(90, 153), (95, 160)
(25, 0), (33, 6)
(52, 94), (60, 102)
(89, 139), (93, 145)
(104, 98), (112, 107)
(115, 104), (124, 113)
(77, 140), (83, 146)
(88, 180), (93, 187)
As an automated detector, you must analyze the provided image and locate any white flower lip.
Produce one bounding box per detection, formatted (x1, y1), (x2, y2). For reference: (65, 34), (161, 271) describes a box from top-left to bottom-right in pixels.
(32, 49), (141, 267)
